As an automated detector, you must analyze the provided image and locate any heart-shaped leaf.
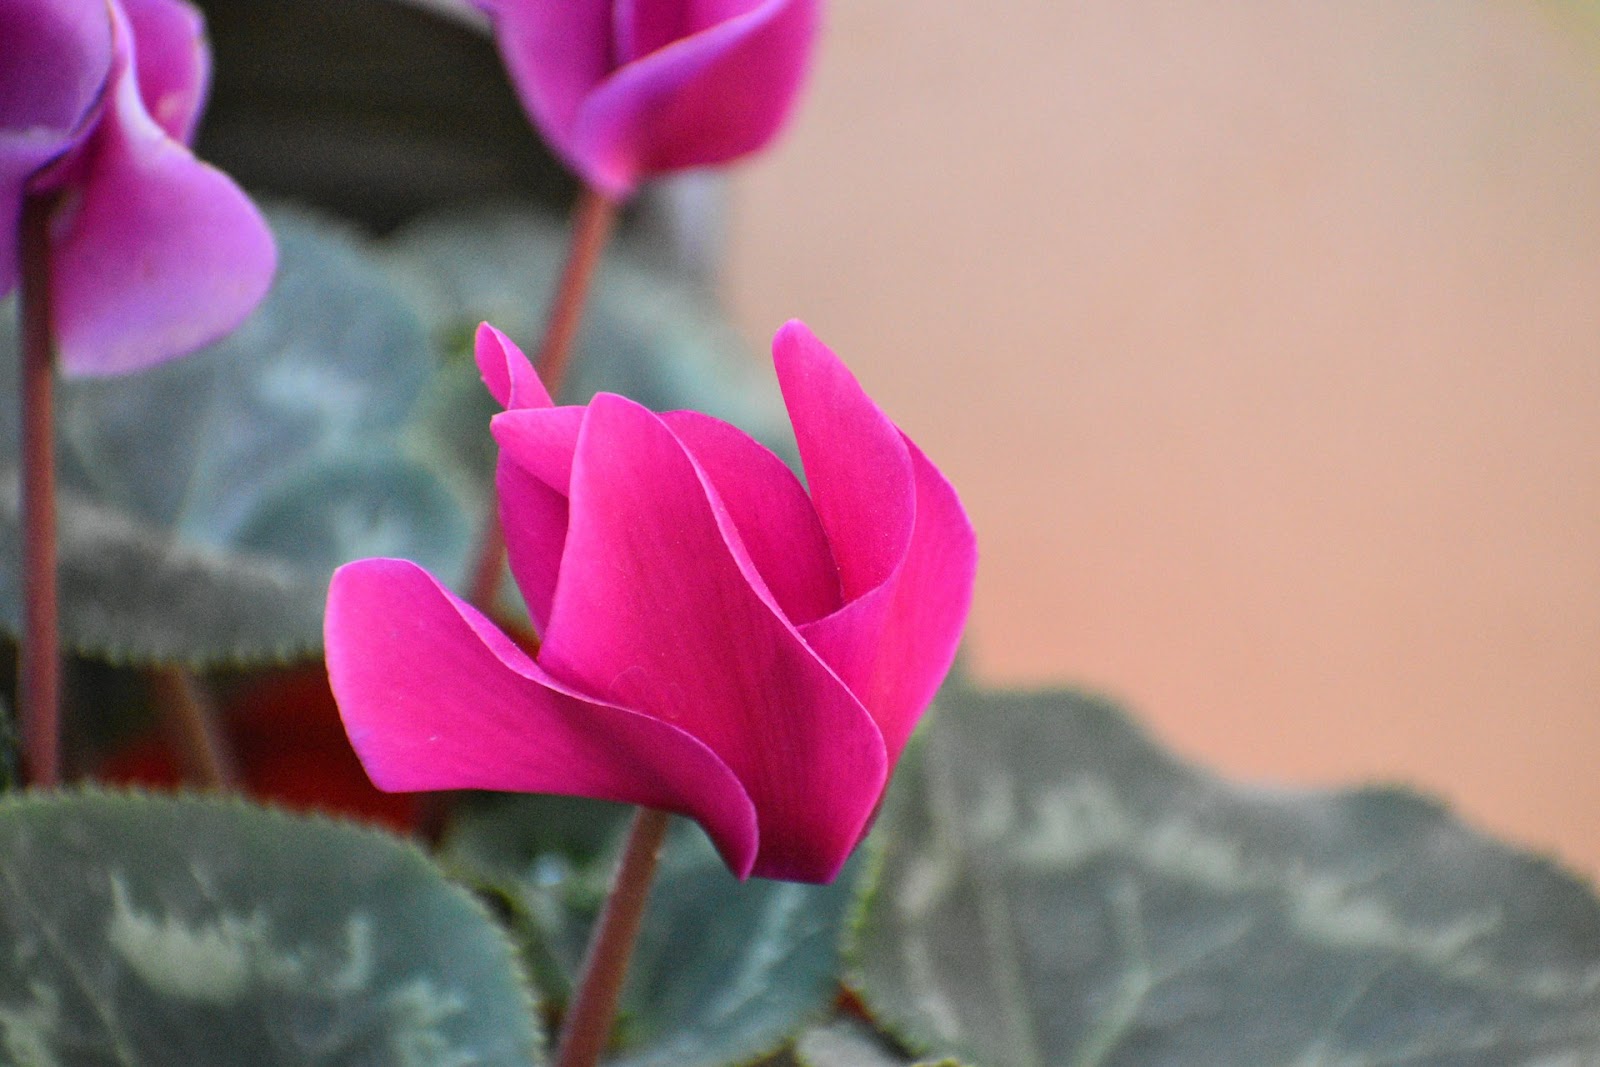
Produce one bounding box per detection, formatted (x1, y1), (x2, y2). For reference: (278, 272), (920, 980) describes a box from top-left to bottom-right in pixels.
(853, 686), (1600, 1066)
(0, 790), (541, 1064)
(796, 1019), (970, 1067)
(442, 796), (862, 1067)
(0, 209), (474, 664)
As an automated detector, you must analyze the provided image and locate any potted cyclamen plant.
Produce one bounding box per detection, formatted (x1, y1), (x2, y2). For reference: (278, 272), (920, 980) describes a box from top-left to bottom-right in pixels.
(2, 1), (1598, 1065)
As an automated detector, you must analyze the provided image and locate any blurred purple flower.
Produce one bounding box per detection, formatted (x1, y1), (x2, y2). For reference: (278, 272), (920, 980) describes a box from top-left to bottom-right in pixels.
(477, 0), (820, 198)
(1, 0), (274, 376)
(326, 320), (976, 883)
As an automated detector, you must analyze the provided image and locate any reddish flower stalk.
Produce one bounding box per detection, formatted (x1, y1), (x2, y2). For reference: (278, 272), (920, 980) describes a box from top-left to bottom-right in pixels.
(466, 185), (616, 612)
(147, 667), (238, 791)
(535, 186), (617, 400)
(18, 193), (60, 788)
(554, 807), (670, 1067)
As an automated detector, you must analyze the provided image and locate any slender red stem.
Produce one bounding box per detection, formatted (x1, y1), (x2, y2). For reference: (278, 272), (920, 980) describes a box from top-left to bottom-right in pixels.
(554, 807), (670, 1067)
(465, 185), (617, 614)
(535, 185), (618, 399)
(18, 194), (60, 788)
(148, 667), (237, 791)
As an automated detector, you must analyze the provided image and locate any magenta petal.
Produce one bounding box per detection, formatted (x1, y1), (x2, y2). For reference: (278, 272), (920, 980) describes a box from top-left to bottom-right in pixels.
(326, 557), (761, 877)
(0, 0), (112, 135)
(572, 0), (818, 195)
(776, 320), (976, 764)
(614, 0), (765, 64)
(540, 393), (887, 882)
(48, 16), (275, 377)
(801, 434), (977, 765)
(773, 320), (915, 601)
(475, 321), (552, 411)
(491, 405), (585, 630)
(0, 0), (113, 294)
(489, 0), (615, 181)
(662, 409), (840, 626)
(494, 457), (567, 633)
(492, 405), (585, 494)
(120, 0), (209, 143)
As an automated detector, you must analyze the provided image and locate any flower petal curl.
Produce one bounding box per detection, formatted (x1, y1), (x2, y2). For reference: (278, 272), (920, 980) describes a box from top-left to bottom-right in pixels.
(775, 320), (977, 764)
(48, 1), (275, 376)
(121, 0), (208, 142)
(474, 321), (552, 411)
(661, 409), (841, 626)
(572, 0), (818, 196)
(538, 392), (886, 881)
(326, 556), (761, 877)
(0, 0), (113, 294)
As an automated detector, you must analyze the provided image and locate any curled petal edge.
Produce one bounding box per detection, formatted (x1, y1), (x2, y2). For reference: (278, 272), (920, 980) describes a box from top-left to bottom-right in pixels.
(573, 0), (817, 196)
(542, 393), (888, 881)
(326, 557), (761, 878)
(474, 321), (551, 411)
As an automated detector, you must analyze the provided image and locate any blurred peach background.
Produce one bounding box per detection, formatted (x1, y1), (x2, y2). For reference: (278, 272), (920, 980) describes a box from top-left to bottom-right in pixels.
(726, 3), (1600, 876)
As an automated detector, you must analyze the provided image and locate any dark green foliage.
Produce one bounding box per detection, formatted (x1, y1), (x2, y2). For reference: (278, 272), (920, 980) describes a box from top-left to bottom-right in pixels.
(0, 791), (541, 1064)
(442, 796), (863, 1066)
(852, 686), (1600, 1066)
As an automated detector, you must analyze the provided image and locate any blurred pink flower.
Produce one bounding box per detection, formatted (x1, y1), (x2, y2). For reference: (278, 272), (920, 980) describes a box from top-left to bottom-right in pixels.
(326, 320), (976, 883)
(1, 0), (274, 376)
(476, 0), (820, 198)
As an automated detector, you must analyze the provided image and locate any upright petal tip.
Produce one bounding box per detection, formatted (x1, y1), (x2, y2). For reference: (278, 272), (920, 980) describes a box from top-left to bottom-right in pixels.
(475, 321), (552, 411)
(772, 317), (843, 373)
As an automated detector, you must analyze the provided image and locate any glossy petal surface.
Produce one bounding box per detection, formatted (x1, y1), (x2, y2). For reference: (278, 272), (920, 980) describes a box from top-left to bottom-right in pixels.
(576, 0), (817, 194)
(490, 0), (614, 178)
(614, 0), (765, 64)
(539, 394), (886, 881)
(486, 0), (818, 197)
(326, 557), (761, 876)
(801, 435), (977, 764)
(662, 408), (840, 626)
(777, 322), (977, 764)
(474, 321), (551, 411)
(330, 319), (973, 884)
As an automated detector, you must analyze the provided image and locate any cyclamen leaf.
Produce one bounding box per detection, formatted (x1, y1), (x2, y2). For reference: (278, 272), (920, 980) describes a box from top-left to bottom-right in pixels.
(614, 823), (865, 1067)
(0, 209), (473, 664)
(440, 797), (862, 1067)
(0, 791), (541, 1065)
(852, 687), (1600, 1067)
(795, 1019), (970, 1067)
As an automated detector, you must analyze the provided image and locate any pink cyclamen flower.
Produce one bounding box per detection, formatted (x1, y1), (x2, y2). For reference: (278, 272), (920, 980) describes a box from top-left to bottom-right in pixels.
(476, 0), (820, 199)
(1, 0), (275, 376)
(326, 320), (976, 883)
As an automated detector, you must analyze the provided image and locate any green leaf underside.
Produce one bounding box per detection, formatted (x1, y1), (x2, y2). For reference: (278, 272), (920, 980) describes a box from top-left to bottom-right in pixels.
(615, 823), (864, 1067)
(0, 790), (541, 1065)
(795, 1018), (970, 1067)
(0, 209), (471, 665)
(441, 796), (862, 1067)
(853, 687), (1600, 1067)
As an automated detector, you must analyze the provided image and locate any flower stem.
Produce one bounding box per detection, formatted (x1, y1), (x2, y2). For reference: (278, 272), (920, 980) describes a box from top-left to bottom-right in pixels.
(555, 807), (671, 1067)
(148, 667), (237, 791)
(466, 184), (617, 612)
(18, 194), (60, 788)
(535, 184), (618, 399)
